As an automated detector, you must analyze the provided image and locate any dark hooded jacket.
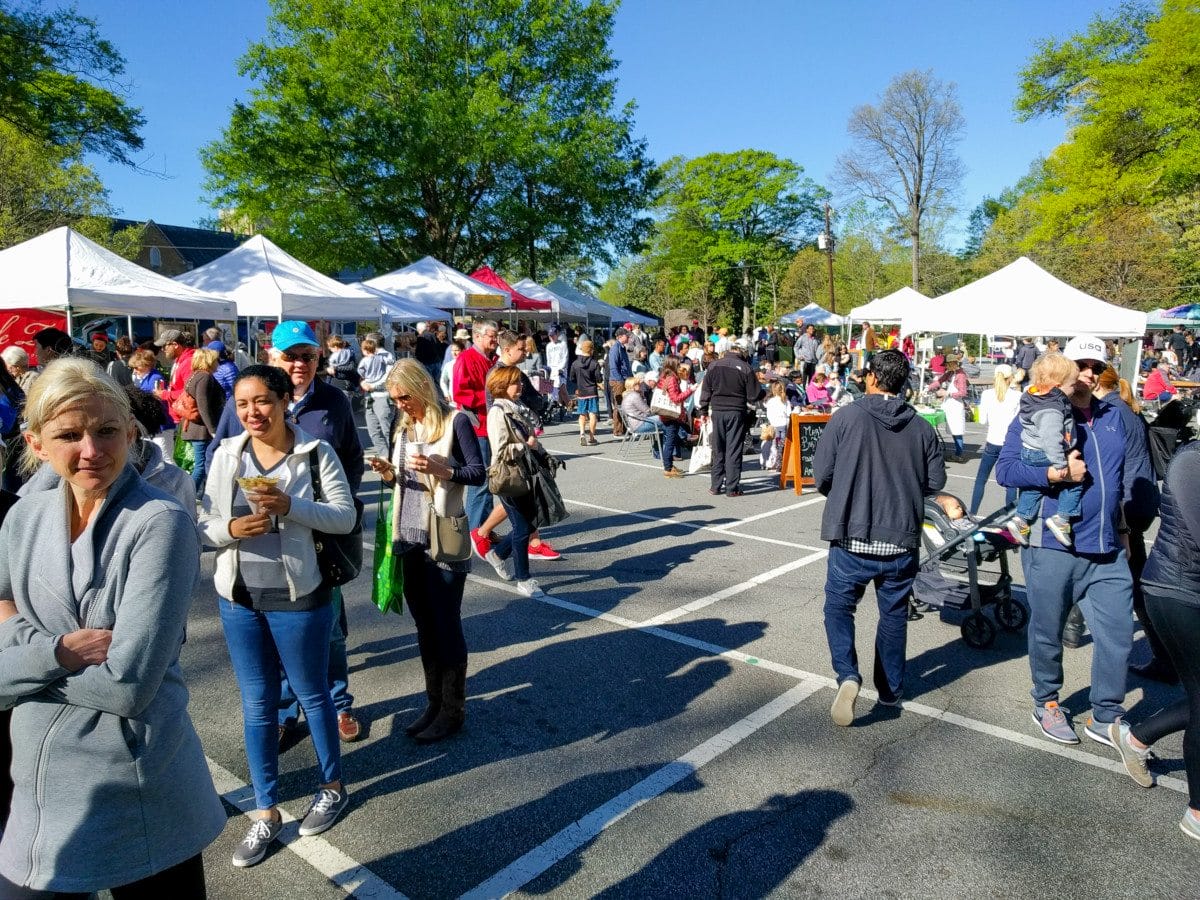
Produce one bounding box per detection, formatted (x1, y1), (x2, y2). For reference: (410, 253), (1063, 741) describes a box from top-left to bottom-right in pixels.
(813, 393), (946, 549)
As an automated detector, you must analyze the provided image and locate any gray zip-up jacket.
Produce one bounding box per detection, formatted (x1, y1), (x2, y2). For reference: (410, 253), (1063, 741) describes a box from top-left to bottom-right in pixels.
(0, 466), (224, 892)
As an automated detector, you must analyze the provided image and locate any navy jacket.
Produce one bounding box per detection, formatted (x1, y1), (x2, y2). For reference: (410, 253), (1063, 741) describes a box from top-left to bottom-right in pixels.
(996, 394), (1128, 554)
(206, 378), (364, 492)
(1142, 441), (1200, 606)
(814, 394), (946, 550)
(608, 341), (631, 381)
(1103, 392), (1159, 522)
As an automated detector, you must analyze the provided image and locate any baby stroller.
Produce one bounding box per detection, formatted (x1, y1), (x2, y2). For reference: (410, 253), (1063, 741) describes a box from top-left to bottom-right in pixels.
(530, 369), (567, 426)
(911, 495), (1027, 649)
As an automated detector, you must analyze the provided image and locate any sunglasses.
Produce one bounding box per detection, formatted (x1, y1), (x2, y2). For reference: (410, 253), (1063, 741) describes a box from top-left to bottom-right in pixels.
(282, 351), (319, 363)
(393, 393), (412, 403)
(1075, 360), (1107, 374)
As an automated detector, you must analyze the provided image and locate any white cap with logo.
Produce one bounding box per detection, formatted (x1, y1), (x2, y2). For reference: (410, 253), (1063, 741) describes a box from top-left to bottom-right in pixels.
(1063, 335), (1107, 364)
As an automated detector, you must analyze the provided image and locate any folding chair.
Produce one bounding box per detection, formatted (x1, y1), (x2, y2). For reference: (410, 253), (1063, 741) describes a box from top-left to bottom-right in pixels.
(618, 413), (664, 459)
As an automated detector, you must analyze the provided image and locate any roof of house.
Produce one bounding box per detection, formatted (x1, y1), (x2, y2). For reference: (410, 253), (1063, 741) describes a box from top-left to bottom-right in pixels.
(112, 218), (245, 269)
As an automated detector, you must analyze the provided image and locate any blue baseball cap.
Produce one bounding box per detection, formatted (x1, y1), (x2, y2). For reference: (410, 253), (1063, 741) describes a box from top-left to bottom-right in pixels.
(206, 340), (226, 353)
(272, 321), (319, 352)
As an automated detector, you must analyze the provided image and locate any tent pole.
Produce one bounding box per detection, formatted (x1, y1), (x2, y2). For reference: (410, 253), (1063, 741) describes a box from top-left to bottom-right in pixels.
(126, 315), (134, 341)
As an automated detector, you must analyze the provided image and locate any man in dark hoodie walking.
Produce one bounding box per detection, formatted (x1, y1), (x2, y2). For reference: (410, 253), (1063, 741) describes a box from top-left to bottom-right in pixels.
(814, 349), (946, 726)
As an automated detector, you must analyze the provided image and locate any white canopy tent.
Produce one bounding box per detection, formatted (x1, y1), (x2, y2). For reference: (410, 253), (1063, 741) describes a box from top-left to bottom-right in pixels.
(547, 278), (623, 324)
(780, 302), (844, 327)
(847, 286), (928, 324)
(176, 234), (388, 320)
(615, 306), (659, 327)
(364, 256), (509, 311)
(0, 226), (237, 327)
(511, 278), (588, 321)
(900, 257), (1147, 338)
(353, 283), (452, 324)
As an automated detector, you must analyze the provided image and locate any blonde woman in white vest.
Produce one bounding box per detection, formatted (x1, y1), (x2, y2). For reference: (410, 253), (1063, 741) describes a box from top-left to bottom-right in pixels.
(969, 364), (1022, 515)
(368, 360), (485, 743)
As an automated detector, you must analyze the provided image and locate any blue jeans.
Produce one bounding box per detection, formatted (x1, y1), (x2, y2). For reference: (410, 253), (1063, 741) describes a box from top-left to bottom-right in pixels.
(219, 600), (341, 809)
(466, 435), (493, 530)
(363, 391), (393, 458)
(187, 439), (209, 493)
(1021, 547), (1133, 723)
(970, 441), (1017, 515)
(278, 587), (353, 726)
(1016, 447), (1082, 521)
(823, 545), (919, 700)
(493, 495), (535, 581)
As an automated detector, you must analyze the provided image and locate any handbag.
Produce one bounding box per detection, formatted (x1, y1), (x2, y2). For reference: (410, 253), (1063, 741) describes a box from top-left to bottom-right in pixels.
(650, 387), (682, 420)
(171, 390), (200, 425)
(427, 504), (471, 563)
(308, 448), (365, 587)
(487, 414), (533, 498)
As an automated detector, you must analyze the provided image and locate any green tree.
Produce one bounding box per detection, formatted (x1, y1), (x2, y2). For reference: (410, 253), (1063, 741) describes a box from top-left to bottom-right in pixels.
(648, 149), (827, 329)
(0, 2), (144, 164)
(203, 0), (653, 276)
(836, 69), (965, 291)
(0, 119), (121, 249)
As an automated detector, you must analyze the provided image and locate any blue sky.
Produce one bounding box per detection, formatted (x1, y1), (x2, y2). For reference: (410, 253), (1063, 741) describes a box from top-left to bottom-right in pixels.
(76, 0), (1108, 248)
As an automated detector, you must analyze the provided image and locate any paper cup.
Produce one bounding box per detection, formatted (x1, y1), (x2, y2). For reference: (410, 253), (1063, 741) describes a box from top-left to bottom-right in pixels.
(406, 441), (427, 468)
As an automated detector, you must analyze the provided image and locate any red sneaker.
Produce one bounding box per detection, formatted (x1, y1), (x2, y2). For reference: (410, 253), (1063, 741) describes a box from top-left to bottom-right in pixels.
(528, 541), (562, 560)
(471, 528), (493, 560)
(337, 711), (363, 742)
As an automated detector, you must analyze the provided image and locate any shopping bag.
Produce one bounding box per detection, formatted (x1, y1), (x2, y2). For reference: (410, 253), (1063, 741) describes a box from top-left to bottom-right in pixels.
(688, 418), (712, 474)
(650, 387), (682, 420)
(371, 488), (404, 615)
(173, 429), (195, 473)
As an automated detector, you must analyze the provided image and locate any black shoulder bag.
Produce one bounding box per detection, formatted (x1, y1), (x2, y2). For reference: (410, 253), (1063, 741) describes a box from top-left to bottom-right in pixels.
(308, 447), (365, 586)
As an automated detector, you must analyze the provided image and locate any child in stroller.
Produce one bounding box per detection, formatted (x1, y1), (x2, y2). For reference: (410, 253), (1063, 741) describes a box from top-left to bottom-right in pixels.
(911, 492), (1028, 649)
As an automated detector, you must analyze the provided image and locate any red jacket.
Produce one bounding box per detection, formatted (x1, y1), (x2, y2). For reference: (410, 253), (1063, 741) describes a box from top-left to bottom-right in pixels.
(453, 345), (495, 437)
(1143, 368), (1175, 401)
(161, 347), (195, 424)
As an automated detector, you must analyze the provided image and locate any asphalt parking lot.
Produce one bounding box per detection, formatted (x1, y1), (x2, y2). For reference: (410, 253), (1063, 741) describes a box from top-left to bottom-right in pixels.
(182, 414), (1200, 899)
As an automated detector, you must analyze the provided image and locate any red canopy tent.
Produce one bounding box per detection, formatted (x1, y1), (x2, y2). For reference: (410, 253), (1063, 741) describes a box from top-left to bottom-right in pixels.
(469, 266), (551, 311)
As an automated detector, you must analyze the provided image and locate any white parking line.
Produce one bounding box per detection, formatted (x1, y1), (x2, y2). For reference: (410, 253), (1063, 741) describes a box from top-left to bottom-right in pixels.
(206, 758), (407, 899)
(459, 680), (824, 900)
(564, 498), (825, 552)
(709, 496), (824, 531)
(465, 577), (1190, 800)
(639, 549), (829, 627)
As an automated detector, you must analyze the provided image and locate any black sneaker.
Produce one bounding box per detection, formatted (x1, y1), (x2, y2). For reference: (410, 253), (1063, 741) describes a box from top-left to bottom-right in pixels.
(232, 816), (282, 868)
(298, 787), (350, 837)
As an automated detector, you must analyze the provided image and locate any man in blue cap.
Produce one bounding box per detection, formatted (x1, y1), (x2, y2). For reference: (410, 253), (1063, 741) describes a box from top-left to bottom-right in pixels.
(208, 321), (367, 743)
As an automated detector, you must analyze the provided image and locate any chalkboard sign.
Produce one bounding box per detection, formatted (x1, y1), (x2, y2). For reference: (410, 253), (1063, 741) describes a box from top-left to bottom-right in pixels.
(780, 412), (832, 494)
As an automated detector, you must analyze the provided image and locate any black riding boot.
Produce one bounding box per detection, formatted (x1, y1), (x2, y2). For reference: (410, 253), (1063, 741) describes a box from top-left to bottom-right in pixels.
(405, 660), (442, 736)
(1062, 603), (1086, 649)
(414, 664), (466, 743)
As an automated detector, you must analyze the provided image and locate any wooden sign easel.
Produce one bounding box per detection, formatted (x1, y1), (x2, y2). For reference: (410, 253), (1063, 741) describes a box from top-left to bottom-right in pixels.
(780, 412), (832, 494)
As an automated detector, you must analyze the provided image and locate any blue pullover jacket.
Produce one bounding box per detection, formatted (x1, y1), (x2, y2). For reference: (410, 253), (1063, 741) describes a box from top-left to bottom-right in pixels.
(996, 394), (1129, 554)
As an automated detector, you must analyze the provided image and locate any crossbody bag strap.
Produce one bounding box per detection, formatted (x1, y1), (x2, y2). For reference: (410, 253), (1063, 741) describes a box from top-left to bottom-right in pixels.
(308, 447), (323, 501)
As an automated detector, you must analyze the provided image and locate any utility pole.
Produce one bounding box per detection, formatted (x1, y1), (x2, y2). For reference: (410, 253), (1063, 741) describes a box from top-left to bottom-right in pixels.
(821, 202), (837, 314)
(742, 260), (752, 335)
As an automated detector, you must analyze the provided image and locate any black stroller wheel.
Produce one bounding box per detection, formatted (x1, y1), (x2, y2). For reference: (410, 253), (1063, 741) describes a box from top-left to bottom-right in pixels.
(995, 598), (1028, 633)
(961, 612), (996, 649)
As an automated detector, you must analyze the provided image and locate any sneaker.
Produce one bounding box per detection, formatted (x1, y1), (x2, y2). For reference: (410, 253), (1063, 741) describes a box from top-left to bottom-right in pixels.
(1182, 810), (1200, 843)
(1005, 515), (1031, 546)
(484, 549), (514, 581)
(877, 693), (903, 708)
(517, 578), (545, 598)
(1032, 701), (1079, 744)
(663, 468), (683, 479)
(528, 541), (562, 560)
(1084, 715), (1119, 748)
(337, 711), (362, 743)
(1108, 719), (1154, 788)
(830, 679), (860, 727)
(1046, 514), (1073, 547)
(580, 435), (587, 446)
(298, 787), (350, 837)
(232, 816), (282, 867)
(470, 528), (493, 561)
(587, 436), (599, 445)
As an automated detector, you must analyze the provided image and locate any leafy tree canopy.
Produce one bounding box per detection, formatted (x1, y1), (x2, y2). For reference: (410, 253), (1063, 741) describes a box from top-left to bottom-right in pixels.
(0, 2), (144, 164)
(203, 0), (654, 276)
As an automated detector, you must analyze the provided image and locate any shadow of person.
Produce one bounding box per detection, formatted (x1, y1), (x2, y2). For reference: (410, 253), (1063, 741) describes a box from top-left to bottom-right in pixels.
(594, 788), (854, 898)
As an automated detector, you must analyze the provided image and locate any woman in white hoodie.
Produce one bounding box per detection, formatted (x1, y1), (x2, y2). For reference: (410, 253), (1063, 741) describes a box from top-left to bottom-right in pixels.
(200, 366), (357, 868)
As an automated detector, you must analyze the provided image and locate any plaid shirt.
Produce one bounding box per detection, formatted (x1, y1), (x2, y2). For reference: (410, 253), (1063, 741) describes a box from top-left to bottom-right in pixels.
(836, 538), (911, 558)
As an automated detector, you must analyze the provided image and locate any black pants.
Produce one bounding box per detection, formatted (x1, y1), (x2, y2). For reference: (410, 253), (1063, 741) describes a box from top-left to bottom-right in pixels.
(1127, 512), (1172, 667)
(709, 409), (748, 493)
(0, 854), (205, 900)
(801, 361), (816, 385)
(1131, 589), (1200, 811)
(401, 548), (468, 668)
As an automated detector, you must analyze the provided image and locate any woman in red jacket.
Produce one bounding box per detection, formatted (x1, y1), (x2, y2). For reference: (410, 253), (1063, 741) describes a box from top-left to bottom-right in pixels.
(656, 356), (693, 479)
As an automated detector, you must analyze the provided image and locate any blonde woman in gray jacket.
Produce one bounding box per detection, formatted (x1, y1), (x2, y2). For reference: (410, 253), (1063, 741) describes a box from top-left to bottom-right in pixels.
(200, 366), (357, 868)
(0, 358), (224, 897)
